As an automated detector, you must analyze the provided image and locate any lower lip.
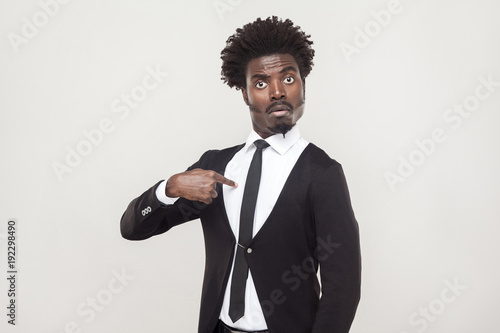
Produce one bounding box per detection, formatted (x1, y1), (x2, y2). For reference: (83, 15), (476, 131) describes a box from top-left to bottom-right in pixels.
(270, 110), (290, 117)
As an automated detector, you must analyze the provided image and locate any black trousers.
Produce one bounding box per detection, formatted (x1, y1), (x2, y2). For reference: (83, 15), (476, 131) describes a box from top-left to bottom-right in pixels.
(213, 320), (269, 333)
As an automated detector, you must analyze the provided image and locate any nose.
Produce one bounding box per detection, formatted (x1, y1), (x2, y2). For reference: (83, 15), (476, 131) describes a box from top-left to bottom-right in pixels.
(269, 79), (286, 100)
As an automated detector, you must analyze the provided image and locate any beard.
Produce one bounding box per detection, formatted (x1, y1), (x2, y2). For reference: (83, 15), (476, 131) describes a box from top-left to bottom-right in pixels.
(269, 122), (296, 136)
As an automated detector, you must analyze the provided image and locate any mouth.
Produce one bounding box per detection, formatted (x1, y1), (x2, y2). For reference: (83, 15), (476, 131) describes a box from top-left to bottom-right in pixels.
(268, 103), (292, 117)
(270, 110), (290, 117)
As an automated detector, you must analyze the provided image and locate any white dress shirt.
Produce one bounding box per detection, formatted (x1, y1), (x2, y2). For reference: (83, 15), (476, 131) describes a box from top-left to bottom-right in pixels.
(156, 126), (308, 330)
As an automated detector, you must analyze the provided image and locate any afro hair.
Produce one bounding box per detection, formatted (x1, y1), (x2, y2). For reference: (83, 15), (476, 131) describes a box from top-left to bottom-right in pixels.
(220, 16), (315, 90)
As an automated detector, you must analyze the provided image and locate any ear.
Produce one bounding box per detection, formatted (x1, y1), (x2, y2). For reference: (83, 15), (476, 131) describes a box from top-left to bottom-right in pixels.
(242, 88), (249, 105)
(302, 78), (306, 95)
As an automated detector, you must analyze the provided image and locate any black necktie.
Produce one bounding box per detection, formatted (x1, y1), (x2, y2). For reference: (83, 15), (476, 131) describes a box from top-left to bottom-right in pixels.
(229, 139), (270, 323)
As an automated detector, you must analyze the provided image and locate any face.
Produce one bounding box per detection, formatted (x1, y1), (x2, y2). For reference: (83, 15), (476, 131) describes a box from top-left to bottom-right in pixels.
(242, 54), (305, 139)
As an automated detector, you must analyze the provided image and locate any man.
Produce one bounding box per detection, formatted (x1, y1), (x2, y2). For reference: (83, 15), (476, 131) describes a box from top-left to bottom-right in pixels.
(121, 16), (361, 333)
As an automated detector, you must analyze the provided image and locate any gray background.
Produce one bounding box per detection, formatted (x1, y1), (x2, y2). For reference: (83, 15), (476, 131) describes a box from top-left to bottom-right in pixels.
(1, 0), (499, 332)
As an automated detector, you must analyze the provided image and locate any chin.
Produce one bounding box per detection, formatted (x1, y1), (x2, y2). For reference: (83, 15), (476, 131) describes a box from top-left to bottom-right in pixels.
(270, 122), (295, 135)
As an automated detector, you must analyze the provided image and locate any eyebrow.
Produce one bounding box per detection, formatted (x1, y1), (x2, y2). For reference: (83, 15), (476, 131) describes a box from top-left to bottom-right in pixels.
(250, 66), (299, 81)
(279, 66), (298, 74)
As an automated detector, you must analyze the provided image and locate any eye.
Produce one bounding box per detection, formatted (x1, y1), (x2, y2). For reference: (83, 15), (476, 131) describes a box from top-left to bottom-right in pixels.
(255, 81), (268, 89)
(283, 76), (295, 84)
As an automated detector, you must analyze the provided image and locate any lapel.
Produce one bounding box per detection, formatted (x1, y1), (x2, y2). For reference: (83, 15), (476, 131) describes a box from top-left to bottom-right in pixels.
(204, 144), (245, 241)
(250, 143), (313, 243)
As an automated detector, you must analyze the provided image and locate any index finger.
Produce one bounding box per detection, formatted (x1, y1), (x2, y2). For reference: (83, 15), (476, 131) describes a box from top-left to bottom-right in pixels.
(213, 172), (238, 188)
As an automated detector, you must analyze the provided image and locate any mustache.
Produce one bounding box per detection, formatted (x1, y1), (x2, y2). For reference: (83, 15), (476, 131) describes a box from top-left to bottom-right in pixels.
(265, 101), (294, 113)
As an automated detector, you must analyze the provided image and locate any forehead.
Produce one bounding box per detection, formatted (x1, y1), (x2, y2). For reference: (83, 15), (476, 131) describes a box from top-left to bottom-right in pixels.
(245, 54), (299, 77)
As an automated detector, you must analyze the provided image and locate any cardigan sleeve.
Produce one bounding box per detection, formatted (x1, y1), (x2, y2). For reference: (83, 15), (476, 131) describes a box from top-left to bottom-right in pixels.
(120, 150), (214, 241)
(311, 162), (361, 333)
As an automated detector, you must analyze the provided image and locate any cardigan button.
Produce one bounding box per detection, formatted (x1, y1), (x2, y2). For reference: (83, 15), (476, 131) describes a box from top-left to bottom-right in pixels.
(247, 248), (253, 254)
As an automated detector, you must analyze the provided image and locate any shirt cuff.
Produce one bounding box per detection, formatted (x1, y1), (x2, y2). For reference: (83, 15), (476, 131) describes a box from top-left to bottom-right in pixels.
(155, 180), (179, 205)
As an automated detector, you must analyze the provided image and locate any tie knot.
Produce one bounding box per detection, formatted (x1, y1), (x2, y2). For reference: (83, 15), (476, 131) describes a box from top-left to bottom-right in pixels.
(254, 139), (270, 151)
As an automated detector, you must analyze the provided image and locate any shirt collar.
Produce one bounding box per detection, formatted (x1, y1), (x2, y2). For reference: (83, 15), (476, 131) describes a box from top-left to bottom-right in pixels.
(244, 125), (301, 156)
